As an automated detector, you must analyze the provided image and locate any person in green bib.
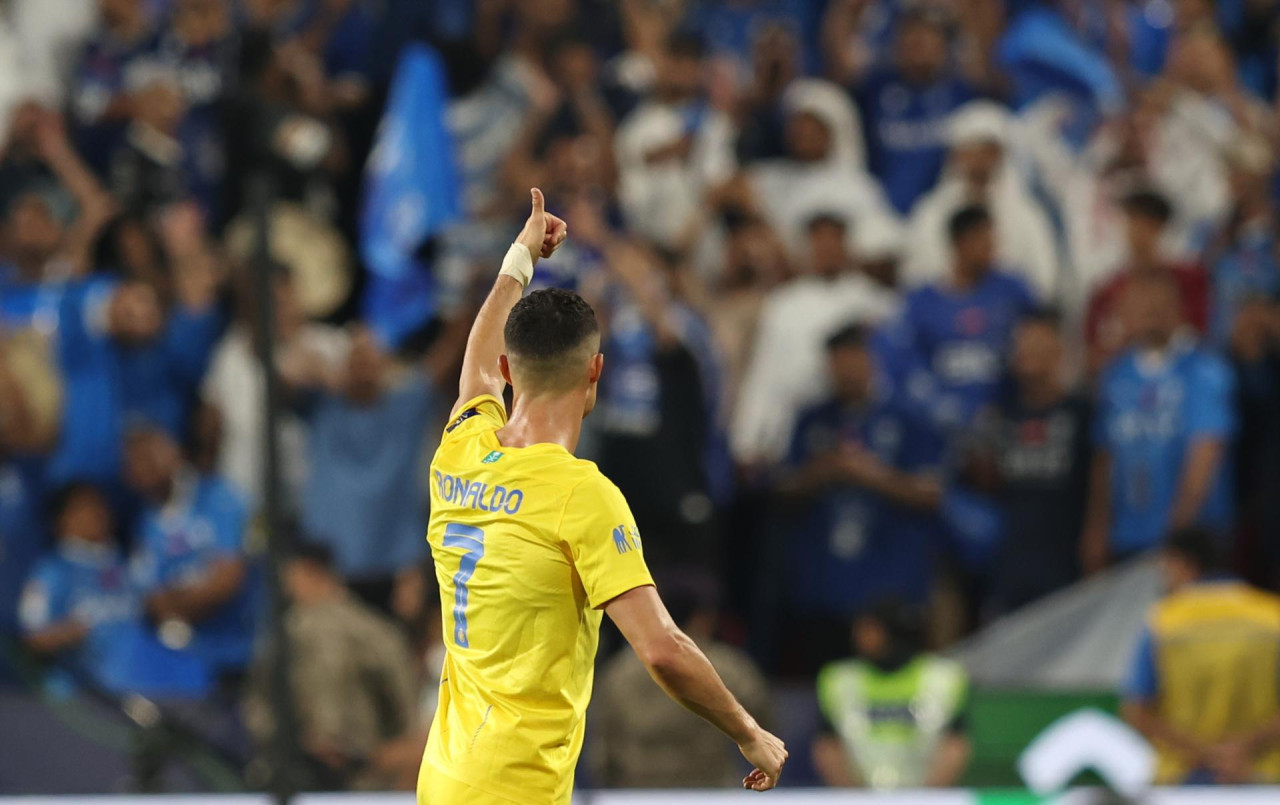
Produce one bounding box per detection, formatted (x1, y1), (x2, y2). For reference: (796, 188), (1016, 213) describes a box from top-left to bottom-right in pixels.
(812, 598), (971, 789)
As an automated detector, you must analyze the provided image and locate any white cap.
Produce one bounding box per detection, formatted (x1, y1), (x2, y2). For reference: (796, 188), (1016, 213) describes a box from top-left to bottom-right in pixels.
(947, 100), (1011, 148)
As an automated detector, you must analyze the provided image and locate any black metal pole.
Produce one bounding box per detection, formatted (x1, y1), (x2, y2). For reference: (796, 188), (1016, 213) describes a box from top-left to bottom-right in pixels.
(248, 173), (301, 804)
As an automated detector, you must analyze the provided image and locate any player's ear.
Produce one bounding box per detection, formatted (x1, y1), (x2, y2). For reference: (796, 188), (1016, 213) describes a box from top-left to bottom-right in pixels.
(588, 352), (604, 384)
(499, 354), (514, 385)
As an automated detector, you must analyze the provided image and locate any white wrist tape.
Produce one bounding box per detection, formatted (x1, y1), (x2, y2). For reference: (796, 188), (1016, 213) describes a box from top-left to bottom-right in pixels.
(499, 242), (535, 287)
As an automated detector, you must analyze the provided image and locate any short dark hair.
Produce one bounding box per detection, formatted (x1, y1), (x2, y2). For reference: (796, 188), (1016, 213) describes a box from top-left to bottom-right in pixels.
(1165, 528), (1224, 574)
(666, 31), (705, 60)
(504, 288), (600, 387)
(1122, 189), (1173, 225)
(861, 596), (928, 652)
(898, 5), (953, 36)
(826, 322), (870, 352)
(47, 480), (108, 524)
(948, 204), (992, 243)
(1019, 305), (1064, 331)
(289, 540), (336, 571)
(806, 212), (848, 234)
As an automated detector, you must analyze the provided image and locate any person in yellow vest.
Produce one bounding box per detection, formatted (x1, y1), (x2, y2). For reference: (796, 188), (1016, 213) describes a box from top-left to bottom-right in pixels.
(812, 598), (971, 789)
(1123, 527), (1280, 784)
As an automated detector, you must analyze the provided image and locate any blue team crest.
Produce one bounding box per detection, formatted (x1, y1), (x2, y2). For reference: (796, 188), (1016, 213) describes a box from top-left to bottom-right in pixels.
(482, 451), (504, 464)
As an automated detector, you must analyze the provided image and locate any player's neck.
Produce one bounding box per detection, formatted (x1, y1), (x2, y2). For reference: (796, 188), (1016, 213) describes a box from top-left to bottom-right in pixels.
(499, 395), (585, 453)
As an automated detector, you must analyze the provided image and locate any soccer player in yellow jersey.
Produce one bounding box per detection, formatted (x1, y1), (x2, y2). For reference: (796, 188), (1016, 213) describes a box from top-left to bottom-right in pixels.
(418, 189), (788, 804)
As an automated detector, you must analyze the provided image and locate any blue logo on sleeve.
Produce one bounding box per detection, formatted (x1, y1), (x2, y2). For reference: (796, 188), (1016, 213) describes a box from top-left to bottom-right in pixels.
(612, 525), (642, 554)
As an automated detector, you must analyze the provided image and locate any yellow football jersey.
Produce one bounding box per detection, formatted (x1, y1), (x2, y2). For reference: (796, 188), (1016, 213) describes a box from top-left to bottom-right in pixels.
(419, 394), (654, 805)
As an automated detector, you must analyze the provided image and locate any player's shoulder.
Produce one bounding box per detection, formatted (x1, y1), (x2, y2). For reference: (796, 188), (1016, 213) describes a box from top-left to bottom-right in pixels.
(555, 458), (633, 516)
(561, 457), (624, 496)
(444, 395), (508, 436)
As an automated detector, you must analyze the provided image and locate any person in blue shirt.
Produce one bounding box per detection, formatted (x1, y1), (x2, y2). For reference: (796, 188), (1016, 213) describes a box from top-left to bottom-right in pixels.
(1083, 272), (1236, 571)
(1204, 145), (1280, 350)
(897, 204), (1038, 431)
(18, 482), (210, 696)
(0, 455), (45, 681)
(8, 276), (221, 488)
(775, 324), (944, 672)
(70, 0), (162, 172)
(157, 0), (237, 218)
(300, 326), (444, 609)
(125, 425), (257, 674)
(854, 7), (977, 215)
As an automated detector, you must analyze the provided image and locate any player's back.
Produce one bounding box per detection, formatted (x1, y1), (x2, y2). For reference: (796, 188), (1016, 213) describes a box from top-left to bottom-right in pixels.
(421, 394), (653, 805)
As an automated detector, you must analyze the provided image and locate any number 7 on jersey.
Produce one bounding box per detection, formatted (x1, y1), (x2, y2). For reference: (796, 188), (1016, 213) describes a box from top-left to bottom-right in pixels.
(443, 523), (485, 647)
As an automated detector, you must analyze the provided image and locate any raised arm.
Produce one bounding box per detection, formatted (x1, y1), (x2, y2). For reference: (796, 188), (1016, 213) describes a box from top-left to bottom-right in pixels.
(605, 585), (788, 791)
(452, 188), (567, 416)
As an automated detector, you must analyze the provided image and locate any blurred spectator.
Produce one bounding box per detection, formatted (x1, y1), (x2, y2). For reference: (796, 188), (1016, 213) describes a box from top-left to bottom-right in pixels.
(1083, 273), (1235, 572)
(1228, 294), (1280, 583)
(0, 106), (115, 285)
(1145, 27), (1261, 237)
(299, 325), (459, 609)
(699, 208), (789, 411)
(222, 28), (347, 215)
(502, 28), (619, 208)
(1086, 189), (1210, 374)
(812, 598), (971, 789)
(201, 269), (346, 512)
(615, 32), (735, 249)
(901, 101), (1059, 301)
(159, 0), (236, 213)
(774, 325), (942, 672)
(576, 211), (728, 573)
(1123, 528), (1280, 784)
(849, 6), (978, 216)
(0, 344), (46, 645)
(742, 79), (893, 261)
(70, 0), (160, 170)
(895, 204), (1037, 429)
(19, 481), (209, 695)
(125, 425), (256, 674)
(970, 309), (1091, 615)
(245, 542), (418, 791)
(732, 213), (898, 465)
(733, 21), (802, 165)
(1204, 137), (1279, 350)
(592, 573), (770, 788)
(108, 72), (190, 220)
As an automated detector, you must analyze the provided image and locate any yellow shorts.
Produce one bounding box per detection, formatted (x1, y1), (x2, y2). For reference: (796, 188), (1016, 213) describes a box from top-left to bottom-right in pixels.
(417, 764), (522, 805)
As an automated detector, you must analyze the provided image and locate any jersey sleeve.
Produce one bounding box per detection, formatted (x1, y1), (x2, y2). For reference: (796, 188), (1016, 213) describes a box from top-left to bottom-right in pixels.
(559, 474), (655, 609)
(441, 395), (508, 443)
(1186, 356), (1235, 439)
(17, 562), (66, 633)
(1122, 625), (1159, 702)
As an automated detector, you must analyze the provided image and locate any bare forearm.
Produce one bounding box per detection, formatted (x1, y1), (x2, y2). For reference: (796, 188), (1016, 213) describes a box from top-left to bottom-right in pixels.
(925, 735), (971, 787)
(1123, 701), (1208, 764)
(454, 276), (523, 413)
(859, 468), (942, 511)
(150, 560), (246, 622)
(24, 620), (90, 655)
(1170, 440), (1224, 528)
(644, 631), (759, 744)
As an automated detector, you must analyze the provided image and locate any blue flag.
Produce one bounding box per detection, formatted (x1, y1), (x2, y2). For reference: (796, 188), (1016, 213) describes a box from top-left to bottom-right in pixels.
(359, 44), (461, 346)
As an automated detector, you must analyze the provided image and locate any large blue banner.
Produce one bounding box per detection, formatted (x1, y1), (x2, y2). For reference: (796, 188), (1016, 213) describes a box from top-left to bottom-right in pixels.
(359, 44), (461, 346)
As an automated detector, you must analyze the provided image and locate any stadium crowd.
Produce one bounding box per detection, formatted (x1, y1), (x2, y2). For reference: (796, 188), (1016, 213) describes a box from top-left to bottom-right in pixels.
(2, 0), (1280, 793)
